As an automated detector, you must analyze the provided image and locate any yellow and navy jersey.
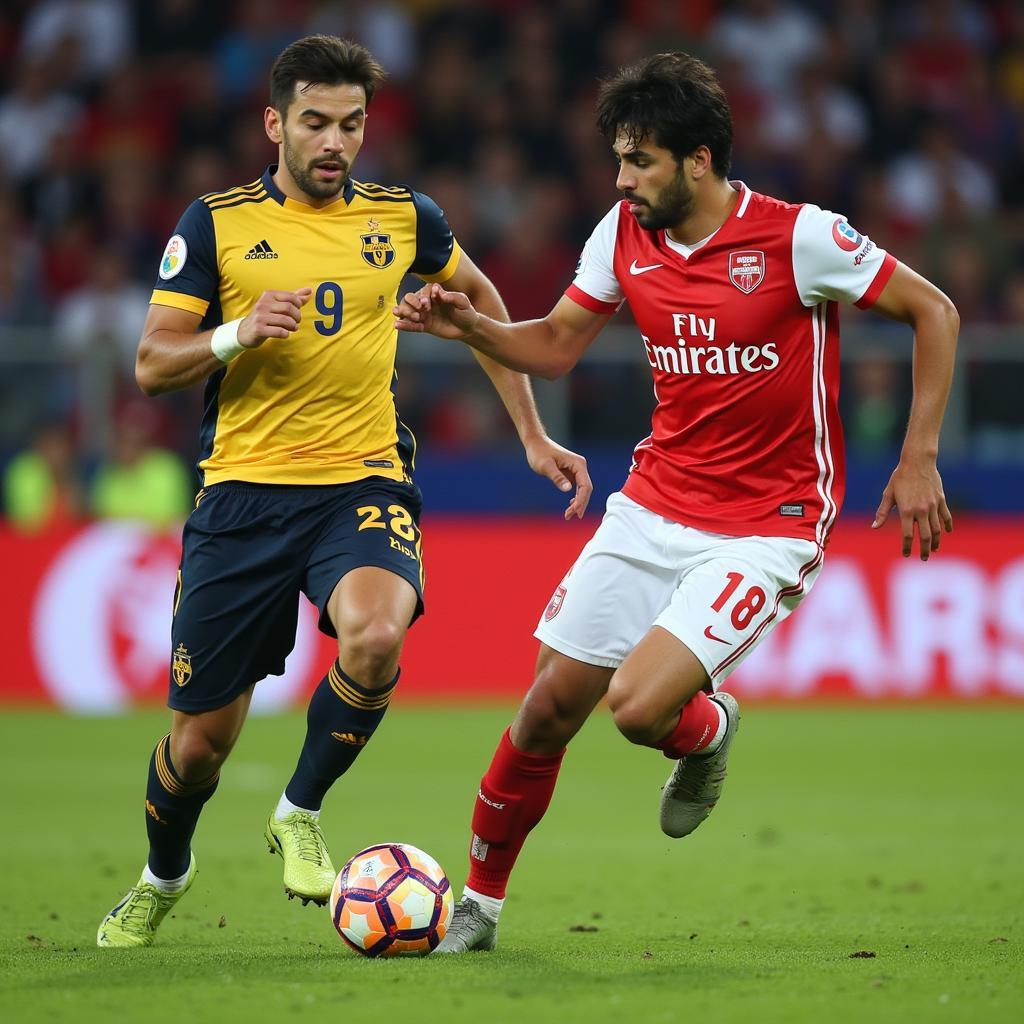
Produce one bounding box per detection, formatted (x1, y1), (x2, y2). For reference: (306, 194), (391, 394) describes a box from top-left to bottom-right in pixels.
(151, 165), (462, 486)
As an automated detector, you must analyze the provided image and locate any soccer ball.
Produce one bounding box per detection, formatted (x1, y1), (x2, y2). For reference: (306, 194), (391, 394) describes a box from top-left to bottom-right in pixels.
(330, 843), (453, 957)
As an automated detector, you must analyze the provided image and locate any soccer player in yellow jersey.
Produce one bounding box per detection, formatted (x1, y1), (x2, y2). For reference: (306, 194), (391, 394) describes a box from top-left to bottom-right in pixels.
(97, 35), (591, 948)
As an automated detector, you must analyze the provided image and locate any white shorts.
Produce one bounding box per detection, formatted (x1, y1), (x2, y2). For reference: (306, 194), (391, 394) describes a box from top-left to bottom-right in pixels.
(534, 492), (824, 687)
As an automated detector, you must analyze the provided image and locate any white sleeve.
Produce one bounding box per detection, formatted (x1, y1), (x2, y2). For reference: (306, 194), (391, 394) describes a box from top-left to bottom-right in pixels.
(792, 204), (896, 308)
(566, 204), (624, 311)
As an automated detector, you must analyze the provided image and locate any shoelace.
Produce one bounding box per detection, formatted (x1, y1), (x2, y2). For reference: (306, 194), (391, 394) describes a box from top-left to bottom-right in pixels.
(290, 818), (329, 865)
(668, 753), (725, 798)
(445, 901), (493, 947)
(118, 886), (159, 929)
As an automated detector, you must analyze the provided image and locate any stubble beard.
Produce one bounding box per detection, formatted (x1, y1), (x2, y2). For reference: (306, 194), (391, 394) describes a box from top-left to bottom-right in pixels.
(282, 134), (349, 201)
(632, 170), (695, 231)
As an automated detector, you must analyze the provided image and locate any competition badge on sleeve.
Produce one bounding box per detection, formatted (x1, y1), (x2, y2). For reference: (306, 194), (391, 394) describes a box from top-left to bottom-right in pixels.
(159, 235), (188, 280)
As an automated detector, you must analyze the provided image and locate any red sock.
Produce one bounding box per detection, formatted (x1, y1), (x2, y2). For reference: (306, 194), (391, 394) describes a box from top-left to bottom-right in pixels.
(465, 728), (564, 899)
(656, 691), (721, 759)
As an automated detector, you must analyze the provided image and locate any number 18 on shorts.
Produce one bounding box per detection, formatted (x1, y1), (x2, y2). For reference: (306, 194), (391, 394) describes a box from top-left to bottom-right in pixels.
(534, 492), (823, 686)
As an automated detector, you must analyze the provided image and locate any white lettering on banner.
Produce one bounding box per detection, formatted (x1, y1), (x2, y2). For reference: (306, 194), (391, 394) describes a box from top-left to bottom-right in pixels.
(995, 559), (1024, 694)
(782, 561), (888, 695)
(734, 556), (1023, 697)
(890, 560), (990, 696)
(30, 523), (318, 712)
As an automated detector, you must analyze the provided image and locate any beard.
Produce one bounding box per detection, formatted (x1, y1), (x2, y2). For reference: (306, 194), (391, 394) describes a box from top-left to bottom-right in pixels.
(629, 169), (695, 231)
(282, 134), (350, 200)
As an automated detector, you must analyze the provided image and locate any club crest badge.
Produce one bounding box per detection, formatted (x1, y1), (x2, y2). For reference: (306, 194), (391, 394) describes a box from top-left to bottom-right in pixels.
(360, 232), (396, 269)
(544, 585), (567, 621)
(728, 250), (765, 294)
(171, 643), (192, 687)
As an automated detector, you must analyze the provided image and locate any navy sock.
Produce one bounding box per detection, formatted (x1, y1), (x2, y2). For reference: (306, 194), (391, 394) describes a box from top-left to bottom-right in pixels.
(284, 661), (398, 810)
(145, 734), (219, 879)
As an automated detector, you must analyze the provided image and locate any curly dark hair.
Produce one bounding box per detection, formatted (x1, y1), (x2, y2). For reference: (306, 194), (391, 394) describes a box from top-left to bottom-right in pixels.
(270, 35), (387, 113)
(596, 52), (733, 177)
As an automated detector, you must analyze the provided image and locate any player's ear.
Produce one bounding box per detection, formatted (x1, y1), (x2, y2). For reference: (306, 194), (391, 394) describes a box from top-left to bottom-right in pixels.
(689, 146), (713, 181)
(265, 106), (283, 145)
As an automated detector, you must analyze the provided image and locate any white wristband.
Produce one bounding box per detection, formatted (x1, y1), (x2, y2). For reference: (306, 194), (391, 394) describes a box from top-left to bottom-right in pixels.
(210, 318), (245, 363)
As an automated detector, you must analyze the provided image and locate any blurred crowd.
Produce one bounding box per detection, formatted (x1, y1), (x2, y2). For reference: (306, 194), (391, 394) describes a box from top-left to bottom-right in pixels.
(1, 0), (1022, 530)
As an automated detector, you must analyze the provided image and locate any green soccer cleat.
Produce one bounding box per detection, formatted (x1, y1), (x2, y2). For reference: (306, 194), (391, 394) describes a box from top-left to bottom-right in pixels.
(265, 810), (336, 906)
(434, 897), (499, 954)
(97, 853), (197, 948)
(660, 692), (741, 839)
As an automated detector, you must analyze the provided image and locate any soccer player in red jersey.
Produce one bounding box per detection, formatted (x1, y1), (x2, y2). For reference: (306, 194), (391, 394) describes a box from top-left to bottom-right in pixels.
(395, 52), (958, 952)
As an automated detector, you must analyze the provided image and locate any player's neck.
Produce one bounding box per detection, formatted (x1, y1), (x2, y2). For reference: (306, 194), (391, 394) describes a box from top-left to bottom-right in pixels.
(665, 179), (739, 247)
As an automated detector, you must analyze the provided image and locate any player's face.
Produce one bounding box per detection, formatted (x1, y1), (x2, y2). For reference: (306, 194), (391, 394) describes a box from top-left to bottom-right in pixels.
(273, 82), (367, 203)
(613, 134), (695, 231)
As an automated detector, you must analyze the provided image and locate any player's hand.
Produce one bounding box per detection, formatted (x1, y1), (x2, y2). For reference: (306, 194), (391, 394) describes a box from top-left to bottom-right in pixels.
(523, 434), (593, 520)
(238, 288), (313, 348)
(872, 453), (953, 560)
(393, 283), (479, 340)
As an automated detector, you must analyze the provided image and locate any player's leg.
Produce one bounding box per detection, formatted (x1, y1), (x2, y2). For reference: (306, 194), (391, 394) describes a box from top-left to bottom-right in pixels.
(438, 644), (612, 953)
(99, 483), (308, 944)
(440, 492), (676, 952)
(606, 627), (738, 839)
(608, 531), (823, 838)
(271, 481), (424, 903)
(97, 688), (256, 948)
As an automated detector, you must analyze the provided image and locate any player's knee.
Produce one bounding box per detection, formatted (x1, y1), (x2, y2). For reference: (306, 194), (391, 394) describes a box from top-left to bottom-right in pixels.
(513, 695), (570, 754)
(513, 678), (582, 754)
(610, 698), (664, 744)
(170, 726), (233, 783)
(339, 619), (405, 687)
(607, 678), (662, 745)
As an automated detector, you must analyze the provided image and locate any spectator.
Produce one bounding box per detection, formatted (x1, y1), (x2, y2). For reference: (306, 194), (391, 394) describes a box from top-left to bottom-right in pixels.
(55, 245), (148, 377)
(19, 0), (132, 88)
(90, 401), (193, 528)
(3, 420), (85, 531)
(845, 358), (905, 456)
(885, 121), (997, 229)
(710, 0), (825, 98)
(0, 59), (82, 184)
(216, 0), (299, 103)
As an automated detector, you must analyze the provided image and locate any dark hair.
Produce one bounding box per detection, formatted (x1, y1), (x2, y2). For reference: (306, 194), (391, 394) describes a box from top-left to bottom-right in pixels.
(596, 53), (733, 177)
(270, 35), (387, 113)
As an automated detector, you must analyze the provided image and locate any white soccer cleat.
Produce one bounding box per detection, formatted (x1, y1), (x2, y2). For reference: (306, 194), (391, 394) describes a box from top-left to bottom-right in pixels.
(659, 692), (741, 838)
(434, 896), (498, 954)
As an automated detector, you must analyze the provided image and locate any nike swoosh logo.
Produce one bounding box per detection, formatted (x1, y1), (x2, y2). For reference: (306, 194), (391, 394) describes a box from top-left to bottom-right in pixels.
(704, 625), (732, 645)
(629, 260), (663, 275)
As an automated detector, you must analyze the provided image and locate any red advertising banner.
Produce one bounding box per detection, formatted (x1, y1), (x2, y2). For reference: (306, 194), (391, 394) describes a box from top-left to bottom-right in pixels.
(2, 517), (1022, 709)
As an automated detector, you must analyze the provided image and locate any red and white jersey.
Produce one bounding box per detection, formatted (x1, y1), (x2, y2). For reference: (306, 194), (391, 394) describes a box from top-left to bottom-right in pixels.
(565, 183), (897, 546)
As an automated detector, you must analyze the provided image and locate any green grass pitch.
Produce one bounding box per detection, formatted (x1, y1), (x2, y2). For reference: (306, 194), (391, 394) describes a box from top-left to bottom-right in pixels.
(1, 705), (1021, 1023)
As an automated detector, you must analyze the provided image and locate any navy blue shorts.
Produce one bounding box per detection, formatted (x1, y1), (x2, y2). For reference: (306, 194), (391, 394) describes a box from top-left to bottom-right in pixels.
(167, 478), (424, 712)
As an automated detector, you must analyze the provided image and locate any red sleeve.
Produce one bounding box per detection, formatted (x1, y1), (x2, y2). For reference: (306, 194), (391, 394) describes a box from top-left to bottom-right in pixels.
(564, 283), (619, 314)
(854, 252), (898, 309)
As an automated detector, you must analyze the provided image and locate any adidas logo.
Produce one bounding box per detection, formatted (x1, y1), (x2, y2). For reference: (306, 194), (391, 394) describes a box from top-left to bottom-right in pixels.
(244, 239), (278, 260)
(331, 731), (368, 746)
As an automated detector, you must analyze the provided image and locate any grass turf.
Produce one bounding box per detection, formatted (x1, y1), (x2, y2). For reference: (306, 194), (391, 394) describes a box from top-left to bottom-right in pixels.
(0, 705), (1021, 1023)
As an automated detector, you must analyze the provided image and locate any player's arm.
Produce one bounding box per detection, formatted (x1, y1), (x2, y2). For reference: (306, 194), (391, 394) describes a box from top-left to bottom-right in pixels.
(394, 283), (611, 380)
(868, 262), (959, 559)
(430, 254), (595, 518)
(136, 289), (312, 396)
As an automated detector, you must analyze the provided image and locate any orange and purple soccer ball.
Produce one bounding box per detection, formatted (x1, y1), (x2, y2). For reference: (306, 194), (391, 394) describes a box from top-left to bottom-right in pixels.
(329, 843), (454, 957)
